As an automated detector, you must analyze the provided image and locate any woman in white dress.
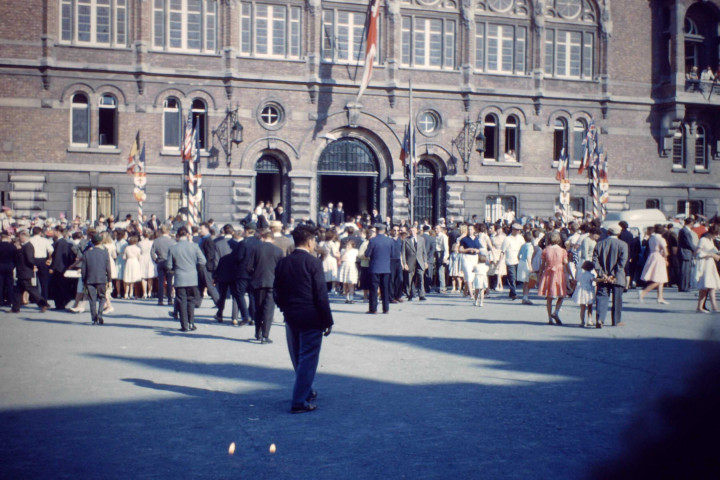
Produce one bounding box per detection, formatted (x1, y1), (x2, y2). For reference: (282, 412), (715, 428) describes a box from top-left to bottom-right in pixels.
(639, 224), (670, 304)
(122, 235), (143, 299)
(338, 240), (359, 303)
(138, 231), (156, 299)
(695, 225), (720, 313)
(114, 229), (127, 299)
(318, 231), (340, 294)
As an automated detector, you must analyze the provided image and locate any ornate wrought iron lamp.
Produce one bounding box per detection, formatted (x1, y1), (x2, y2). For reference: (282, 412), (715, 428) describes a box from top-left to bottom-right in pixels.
(452, 118), (485, 173)
(212, 107), (243, 166)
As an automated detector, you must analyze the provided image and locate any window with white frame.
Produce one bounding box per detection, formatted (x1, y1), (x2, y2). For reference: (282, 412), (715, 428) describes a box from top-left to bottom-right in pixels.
(417, 110), (441, 136)
(672, 126), (685, 169)
(572, 118), (587, 162)
(191, 99), (207, 150)
(166, 189), (183, 219)
(322, 9), (374, 64)
(241, 3), (302, 58)
(60, 0), (128, 46)
(98, 94), (117, 147)
(486, 196), (516, 224)
(402, 16), (455, 70)
(504, 115), (519, 160)
(74, 187), (114, 221)
(71, 93), (90, 146)
(153, 0), (217, 52)
(553, 117), (569, 162)
(163, 97), (182, 149)
(483, 114), (498, 161)
(695, 125), (708, 170)
(544, 29), (593, 79)
(475, 22), (527, 74)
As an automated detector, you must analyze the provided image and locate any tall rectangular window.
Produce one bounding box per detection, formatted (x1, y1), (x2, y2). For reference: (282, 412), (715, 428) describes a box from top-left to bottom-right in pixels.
(322, 9), (373, 64)
(60, 0), (128, 46)
(241, 3), (302, 58)
(476, 23), (526, 74)
(74, 187), (114, 221)
(152, 0), (217, 52)
(402, 16), (455, 70)
(545, 29), (593, 79)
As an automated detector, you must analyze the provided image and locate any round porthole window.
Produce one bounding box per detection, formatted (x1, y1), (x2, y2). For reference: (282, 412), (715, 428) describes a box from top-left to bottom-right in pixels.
(417, 110), (441, 136)
(257, 102), (285, 131)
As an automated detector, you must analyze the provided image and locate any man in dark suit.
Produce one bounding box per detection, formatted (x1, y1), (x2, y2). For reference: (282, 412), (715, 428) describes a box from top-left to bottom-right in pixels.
(366, 223), (394, 314)
(81, 234), (112, 325)
(401, 225), (428, 301)
(49, 226), (75, 310)
(0, 232), (16, 307)
(247, 230), (283, 343)
(422, 225), (437, 293)
(232, 222), (260, 326)
(593, 226), (629, 328)
(274, 225), (333, 414)
(197, 222), (220, 306)
(167, 226), (206, 332)
(214, 224), (240, 324)
(389, 226), (404, 303)
(678, 217), (698, 292)
(11, 231), (49, 313)
(151, 225), (176, 305)
(331, 202), (345, 226)
(146, 214), (160, 231)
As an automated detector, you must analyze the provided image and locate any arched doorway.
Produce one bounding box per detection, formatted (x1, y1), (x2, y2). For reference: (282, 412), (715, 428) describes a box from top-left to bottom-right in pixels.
(318, 138), (379, 219)
(255, 155), (289, 212)
(413, 160), (445, 225)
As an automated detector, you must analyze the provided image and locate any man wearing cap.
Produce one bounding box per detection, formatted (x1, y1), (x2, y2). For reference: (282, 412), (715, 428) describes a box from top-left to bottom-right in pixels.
(365, 223), (394, 314)
(502, 224), (526, 301)
(593, 226), (628, 328)
(11, 231), (49, 313)
(270, 220), (294, 257)
(82, 234), (112, 325)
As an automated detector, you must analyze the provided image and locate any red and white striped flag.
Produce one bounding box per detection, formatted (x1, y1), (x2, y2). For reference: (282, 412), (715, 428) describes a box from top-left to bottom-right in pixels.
(356, 0), (381, 102)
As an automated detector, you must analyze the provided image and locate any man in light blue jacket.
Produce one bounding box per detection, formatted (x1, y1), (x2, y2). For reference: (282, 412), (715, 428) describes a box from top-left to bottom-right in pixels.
(167, 226), (206, 332)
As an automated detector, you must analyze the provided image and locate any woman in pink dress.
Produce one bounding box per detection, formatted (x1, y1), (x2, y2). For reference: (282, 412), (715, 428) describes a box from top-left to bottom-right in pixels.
(538, 232), (570, 325)
(639, 224), (669, 304)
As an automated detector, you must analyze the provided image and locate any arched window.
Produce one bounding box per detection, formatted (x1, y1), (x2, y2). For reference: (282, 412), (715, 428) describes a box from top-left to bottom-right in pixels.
(553, 117), (569, 162)
(572, 118), (587, 162)
(191, 99), (207, 150)
(695, 125), (707, 170)
(414, 160), (445, 225)
(672, 126), (685, 169)
(504, 115), (519, 161)
(71, 92), (90, 146)
(153, 0), (217, 52)
(98, 93), (117, 147)
(483, 114), (498, 160)
(163, 97), (181, 149)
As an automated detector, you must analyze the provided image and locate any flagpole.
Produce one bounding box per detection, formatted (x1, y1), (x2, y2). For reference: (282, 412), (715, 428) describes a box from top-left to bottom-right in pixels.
(408, 79), (414, 224)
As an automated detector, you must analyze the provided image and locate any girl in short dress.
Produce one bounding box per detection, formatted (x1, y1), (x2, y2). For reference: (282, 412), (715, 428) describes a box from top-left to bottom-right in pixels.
(338, 240), (359, 303)
(572, 260), (597, 328)
(448, 242), (462, 293)
(473, 254), (490, 307)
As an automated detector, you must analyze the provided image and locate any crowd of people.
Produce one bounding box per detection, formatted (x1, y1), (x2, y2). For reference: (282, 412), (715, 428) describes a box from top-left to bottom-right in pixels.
(2, 204), (720, 330)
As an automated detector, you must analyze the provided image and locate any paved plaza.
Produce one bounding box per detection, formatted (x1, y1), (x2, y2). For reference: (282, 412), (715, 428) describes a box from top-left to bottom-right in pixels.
(1, 289), (718, 479)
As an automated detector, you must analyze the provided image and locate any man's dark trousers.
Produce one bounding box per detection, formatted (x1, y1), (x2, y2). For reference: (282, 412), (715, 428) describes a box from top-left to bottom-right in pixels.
(34, 259), (50, 300)
(285, 324), (323, 408)
(156, 262), (173, 305)
(216, 281), (240, 321)
(679, 259), (693, 292)
(175, 286), (197, 330)
(370, 273), (390, 313)
(12, 279), (48, 312)
(390, 259), (403, 300)
(596, 283), (623, 326)
(254, 287), (275, 339)
(507, 264), (518, 298)
(86, 283), (107, 324)
(0, 265), (14, 306)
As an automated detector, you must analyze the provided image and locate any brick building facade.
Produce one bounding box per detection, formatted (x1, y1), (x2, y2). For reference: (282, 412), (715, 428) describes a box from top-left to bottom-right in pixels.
(0, 0), (718, 224)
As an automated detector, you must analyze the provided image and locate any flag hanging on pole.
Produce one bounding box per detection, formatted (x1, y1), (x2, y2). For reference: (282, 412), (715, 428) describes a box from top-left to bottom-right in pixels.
(182, 110), (194, 162)
(356, 0), (381, 103)
(598, 149), (610, 219)
(399, 123), (415, 169)
(133, 143), (147, 220)
(186, 120), (201, 226)
(555, 146), (569, 181)
(126, 131), (140, 174)
(578, 120), (597, 175)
